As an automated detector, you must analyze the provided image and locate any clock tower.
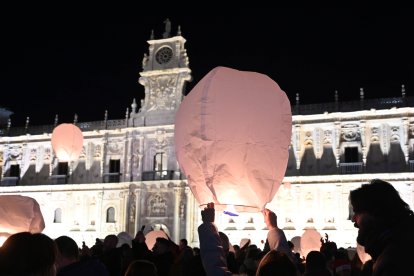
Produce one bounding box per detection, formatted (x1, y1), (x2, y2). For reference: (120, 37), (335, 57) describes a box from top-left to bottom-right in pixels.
(129, 19), (192, 126)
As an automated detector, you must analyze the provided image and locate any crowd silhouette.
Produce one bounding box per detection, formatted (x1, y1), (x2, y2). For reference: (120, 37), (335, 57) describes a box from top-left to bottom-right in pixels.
(0, 179), (412, 275)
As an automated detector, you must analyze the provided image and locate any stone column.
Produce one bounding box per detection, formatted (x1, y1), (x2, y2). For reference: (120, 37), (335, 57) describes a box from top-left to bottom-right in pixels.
(403, 117), (410, 163)
(334, 121), (341, 166)
(134, 187), (142, 235)
(294, 124), (301, 169)
(360, 120), (367, 167)
(173, 187), (182, 243)
(137, 136), (144, 180)
(125, 132), (133, 181)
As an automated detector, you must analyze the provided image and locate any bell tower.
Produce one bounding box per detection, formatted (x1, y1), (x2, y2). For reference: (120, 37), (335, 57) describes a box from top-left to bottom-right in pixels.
(129, 19), (192, 126)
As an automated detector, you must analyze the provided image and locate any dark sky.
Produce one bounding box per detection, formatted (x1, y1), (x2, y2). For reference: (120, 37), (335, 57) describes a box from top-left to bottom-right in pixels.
(1, 9), (413, 126)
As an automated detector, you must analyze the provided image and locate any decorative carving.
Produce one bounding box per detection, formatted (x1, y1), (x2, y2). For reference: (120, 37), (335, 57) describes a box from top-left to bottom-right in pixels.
(94, 145), (101, 158)
(146, 76), (177, 112)
(148, 194), (167, 217)
(323, 130), (332, 145)
(142, 53), (149, 69)
(391, 126), (400, 142)
(371, 127), (380, 142)
(179, 200), (185, 219)
(8, 145), (22, 160)
(44, 148), (51, 162)
(130, 193), (136, 223)
(108, 142), (123, 154)
(155, 129), (168, 150)
(29, 148), (36, 162)
(342, 124), (360, 141)
(409, 124), (414, 138)
(304, 131), (313, 147)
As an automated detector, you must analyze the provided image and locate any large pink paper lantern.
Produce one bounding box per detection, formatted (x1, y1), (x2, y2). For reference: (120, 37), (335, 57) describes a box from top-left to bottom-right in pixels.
(0, 195), (45, 245)
(174, 67), (292, 212)
(51, 123), (84, 162)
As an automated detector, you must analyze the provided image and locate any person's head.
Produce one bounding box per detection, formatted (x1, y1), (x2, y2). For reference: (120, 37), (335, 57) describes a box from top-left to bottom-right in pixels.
(55, 235), (80, 270)
(193, 247), (200, 256)
(0, 232), (57, 276)
(305, 250), (327, 273)
(152, 237), (170, 255)
(256, 250), (297, 276)
(103, 234), (118, 251)
(179, 238), (188, 250)
(263, 208), (278, 229)
(124, 259), (158, 276)
(218, 231), (230, 253)
(349, 179), (413, 246)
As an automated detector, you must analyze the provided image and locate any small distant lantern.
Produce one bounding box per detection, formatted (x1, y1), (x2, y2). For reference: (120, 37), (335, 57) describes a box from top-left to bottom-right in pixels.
(51, 123), (84, 162)
(174, 67), (292, 212)
(301, 229), (322, 259)
(0, 195), (45, 246)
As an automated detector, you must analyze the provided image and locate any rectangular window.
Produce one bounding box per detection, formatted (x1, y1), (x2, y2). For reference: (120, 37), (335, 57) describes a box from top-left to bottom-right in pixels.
(109, 159), (120, 173)
(58, 162), (69, 175)
(10, 164), (20, 177)
(344, 147), (359, 163)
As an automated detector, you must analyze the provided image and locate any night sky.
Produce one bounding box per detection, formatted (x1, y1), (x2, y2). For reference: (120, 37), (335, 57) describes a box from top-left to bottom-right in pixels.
(1, 9), (413, 126)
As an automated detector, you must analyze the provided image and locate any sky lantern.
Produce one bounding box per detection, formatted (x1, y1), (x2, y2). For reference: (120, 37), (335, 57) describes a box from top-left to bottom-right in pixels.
(145, 230), (169, 251)
(301, 229), (322, 258)
(51, 123), (84, 162)
(174, 66), (292, 212)
(0, 195), (45, 246)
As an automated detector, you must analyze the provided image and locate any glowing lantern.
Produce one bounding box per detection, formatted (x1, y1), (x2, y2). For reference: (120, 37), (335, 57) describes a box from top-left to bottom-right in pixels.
(174, 67), (292, 212)
(145, 230), (168, 251)
(301, 229), (322, 258)
(0, 195), (45, 246)
(51, 123), (84, 162)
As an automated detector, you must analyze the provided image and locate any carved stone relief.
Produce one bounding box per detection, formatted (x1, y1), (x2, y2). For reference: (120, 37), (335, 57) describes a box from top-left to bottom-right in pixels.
(391, 126), (400, 142)
(323, 130), (332, 146)
(107, 141), (123, 154)
(371, 127), (380, 143)
(147, 194), (167, 217)
(304, 131), (313, 147)
(146, 76), (177, 112)
(341, 124), (360, 142)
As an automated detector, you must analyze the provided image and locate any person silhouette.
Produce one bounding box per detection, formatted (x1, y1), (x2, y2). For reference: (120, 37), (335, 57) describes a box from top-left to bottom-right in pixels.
(349, 179), (414, 275)
(198, 203), (232, 275)
(262, 208), (296, 264)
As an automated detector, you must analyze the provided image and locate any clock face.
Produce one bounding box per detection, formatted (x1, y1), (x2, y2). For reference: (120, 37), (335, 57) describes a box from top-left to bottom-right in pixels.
(155, 47), (173, 64)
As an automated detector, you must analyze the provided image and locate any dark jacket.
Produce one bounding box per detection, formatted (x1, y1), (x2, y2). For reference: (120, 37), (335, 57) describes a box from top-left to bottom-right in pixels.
(365, 215), (414, 276)
(57, 257), (109, 276)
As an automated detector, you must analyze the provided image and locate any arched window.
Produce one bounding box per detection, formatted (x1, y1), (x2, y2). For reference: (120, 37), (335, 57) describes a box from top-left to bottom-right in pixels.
(106, 207), (115, 223)
(54, 208), (62, 223)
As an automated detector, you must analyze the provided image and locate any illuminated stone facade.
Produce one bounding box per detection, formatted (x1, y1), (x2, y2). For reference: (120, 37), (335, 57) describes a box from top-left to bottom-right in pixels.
(1, 24), (413, 250)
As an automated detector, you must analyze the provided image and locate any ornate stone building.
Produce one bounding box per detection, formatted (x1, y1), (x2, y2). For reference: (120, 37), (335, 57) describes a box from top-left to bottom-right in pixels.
(1, 22), (413, 250)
